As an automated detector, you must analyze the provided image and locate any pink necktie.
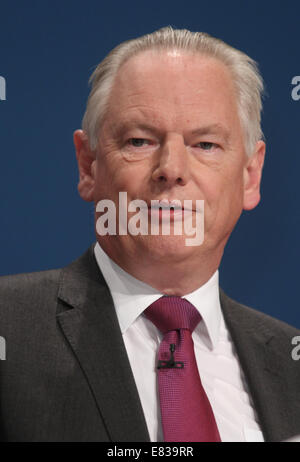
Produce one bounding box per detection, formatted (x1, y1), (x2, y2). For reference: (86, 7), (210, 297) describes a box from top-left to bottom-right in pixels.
(144, 296), (221, 442)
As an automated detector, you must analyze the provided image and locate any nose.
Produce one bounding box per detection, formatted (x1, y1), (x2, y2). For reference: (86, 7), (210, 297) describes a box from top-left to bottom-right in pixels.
(152, 134), (190, 187)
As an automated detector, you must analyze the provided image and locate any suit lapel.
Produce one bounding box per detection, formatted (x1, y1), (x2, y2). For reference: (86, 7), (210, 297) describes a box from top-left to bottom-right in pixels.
(220, 289), (300, 442)
(56, 245), (150, 442)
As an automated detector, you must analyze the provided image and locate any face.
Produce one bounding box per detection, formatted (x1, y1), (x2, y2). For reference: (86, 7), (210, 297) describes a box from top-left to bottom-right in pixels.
(75, 50), (265, 267)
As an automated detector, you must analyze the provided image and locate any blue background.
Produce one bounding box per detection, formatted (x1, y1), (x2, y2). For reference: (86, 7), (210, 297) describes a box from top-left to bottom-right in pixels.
(0, 0), (299, 326)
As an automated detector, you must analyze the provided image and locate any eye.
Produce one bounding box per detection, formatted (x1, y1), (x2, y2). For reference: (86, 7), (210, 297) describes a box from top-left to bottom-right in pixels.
(128, 138), (150, 147)
(196, 142), (217, 150)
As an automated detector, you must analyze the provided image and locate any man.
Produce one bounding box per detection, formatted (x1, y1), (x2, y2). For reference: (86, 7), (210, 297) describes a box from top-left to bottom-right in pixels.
(0, 27), (299, 442)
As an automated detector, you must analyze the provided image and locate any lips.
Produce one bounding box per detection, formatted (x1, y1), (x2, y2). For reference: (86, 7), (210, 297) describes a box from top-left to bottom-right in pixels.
(150, 199), (183, 210)
(143, 199), (195, 213)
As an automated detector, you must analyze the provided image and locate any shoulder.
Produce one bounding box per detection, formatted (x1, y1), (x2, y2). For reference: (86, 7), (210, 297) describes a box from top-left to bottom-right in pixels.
(0, 244), (97, 325)
(220, 288), (300, 339)
(0, 268), (62, 302)
(0, 268), (63, 327)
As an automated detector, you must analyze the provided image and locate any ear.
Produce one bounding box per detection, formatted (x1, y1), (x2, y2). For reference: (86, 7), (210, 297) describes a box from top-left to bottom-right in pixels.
(243, 140), (266, 211)
(73, 129), (96, 202)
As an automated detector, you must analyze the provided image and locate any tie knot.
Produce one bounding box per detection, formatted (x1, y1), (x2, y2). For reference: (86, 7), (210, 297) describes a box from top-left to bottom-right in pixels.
(144, 296), (201, 334)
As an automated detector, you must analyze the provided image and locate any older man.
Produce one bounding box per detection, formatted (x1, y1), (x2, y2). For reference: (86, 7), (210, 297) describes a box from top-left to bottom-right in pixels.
(0, 27), (299, 443)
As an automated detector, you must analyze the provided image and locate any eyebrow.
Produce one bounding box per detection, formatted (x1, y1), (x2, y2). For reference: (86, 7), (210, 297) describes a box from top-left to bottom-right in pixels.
(114, 120), (231, 142)
(190, 124), (231, 142)
(114, 121), (160, 136)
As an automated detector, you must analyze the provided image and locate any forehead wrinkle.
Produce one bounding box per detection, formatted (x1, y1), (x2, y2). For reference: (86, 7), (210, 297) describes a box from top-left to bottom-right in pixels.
(106, 103), (168, 132)
(116, 87), (198, 110)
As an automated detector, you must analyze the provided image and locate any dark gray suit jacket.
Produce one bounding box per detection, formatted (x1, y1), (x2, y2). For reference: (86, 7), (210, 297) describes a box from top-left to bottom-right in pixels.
(0, 244), (300, 442)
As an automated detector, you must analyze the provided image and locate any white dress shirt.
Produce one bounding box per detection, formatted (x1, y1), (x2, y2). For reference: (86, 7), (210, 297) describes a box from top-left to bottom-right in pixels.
(94, 242), (264, 442)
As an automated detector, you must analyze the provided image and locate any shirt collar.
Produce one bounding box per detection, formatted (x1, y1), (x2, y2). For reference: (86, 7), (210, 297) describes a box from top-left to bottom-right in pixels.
(94, 242), (222, 349)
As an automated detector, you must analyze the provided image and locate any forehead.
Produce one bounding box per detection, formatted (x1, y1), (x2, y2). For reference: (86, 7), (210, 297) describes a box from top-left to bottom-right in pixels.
(105, 50), (240, 130)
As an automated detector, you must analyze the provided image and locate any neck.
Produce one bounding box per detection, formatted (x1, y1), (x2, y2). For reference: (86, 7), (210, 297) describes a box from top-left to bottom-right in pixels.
(97, 238), (224, 296)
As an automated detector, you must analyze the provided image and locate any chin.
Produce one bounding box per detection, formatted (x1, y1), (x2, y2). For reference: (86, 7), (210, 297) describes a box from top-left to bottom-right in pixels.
(134, 234), (198, 262)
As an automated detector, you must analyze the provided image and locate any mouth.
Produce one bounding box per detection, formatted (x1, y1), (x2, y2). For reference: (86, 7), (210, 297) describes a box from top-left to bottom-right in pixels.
(135, 199), (196, 223)
(145, 198), (195, 213)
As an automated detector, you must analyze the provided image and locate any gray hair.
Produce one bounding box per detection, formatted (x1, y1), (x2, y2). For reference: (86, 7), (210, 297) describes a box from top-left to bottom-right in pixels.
(82, 26), (265, 156)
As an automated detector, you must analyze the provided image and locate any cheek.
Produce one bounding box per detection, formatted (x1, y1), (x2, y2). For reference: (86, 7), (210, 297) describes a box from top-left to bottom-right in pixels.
(219, 177), (245, 224)
(92, 156), (118, 200)
(201, 166), (244, 216)
(94, 150), (150, 200)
